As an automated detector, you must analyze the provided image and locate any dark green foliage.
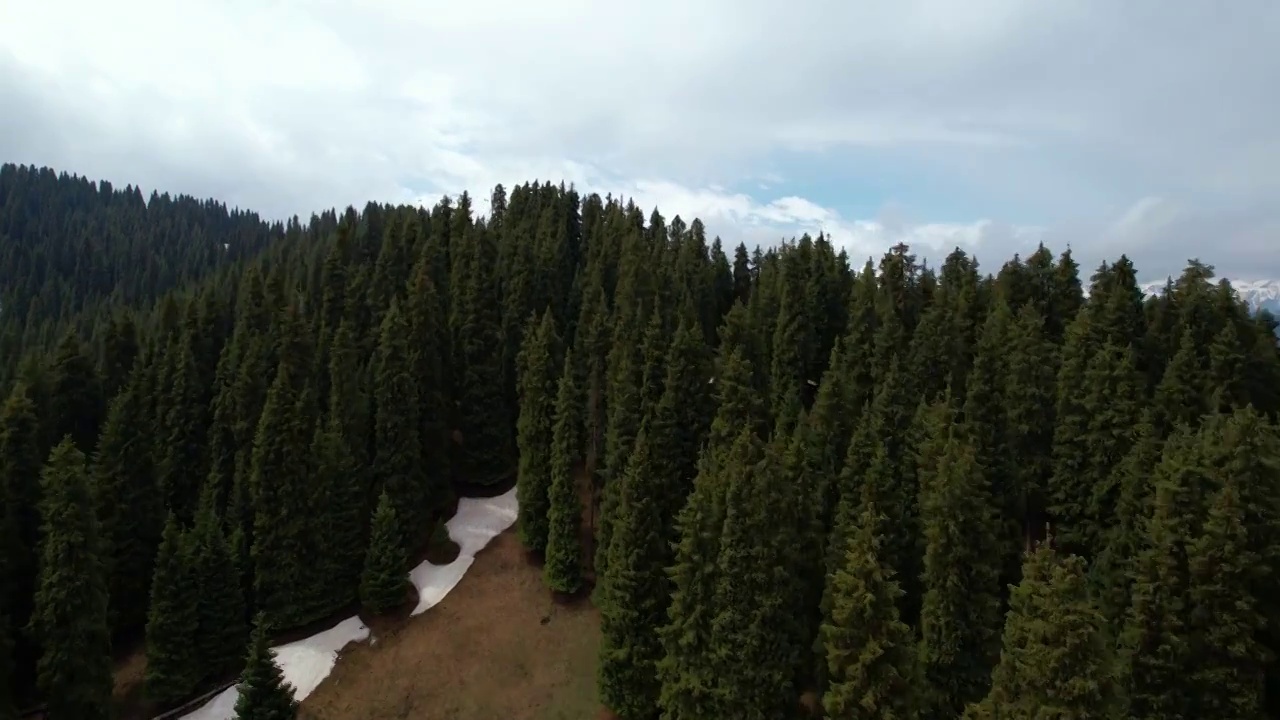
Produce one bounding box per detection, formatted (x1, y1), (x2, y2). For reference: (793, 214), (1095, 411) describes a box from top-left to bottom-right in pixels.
(594, 304), (646, 586)
(917, 430), (1004, 716)
(145, 513), (200, 706)
(373, 298), (427, 554)
(452, 222), (516, 485)
(822, 501), (918, 720)
(706, 430), (801, 720)
(405, 249), (452, 514)
(233, 614), (299, 720)
(361, 491), (407, 615)
(657, 451), (728, 720)
(544, 354), (583, 594)
(191, 484), (248, 683)
(2, 165), (1277, 720)
(308, 415), (364, 615)
(1050, 340), (1143, 557)
(968, 546), (1118, 718)
(1187, 474), (1271, 717)
(597, 423), (668, 719)
(29, 439), (112, 720)
(1118, 429), (1201, 718)
(47, 332), (105, 455)
(249, 305), (317, 630)
(93, 365), (161, 635)
(0, 383), (41, 698)
(156, 328), (210, 520)
(1002, 305), (1056, 551)
(516, 311), (560, 553)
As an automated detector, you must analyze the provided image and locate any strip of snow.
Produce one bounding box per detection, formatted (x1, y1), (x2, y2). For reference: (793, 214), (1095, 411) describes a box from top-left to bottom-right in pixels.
(409, 488), (519, 616)
(179, 487), (518, 719)
(181, 616), (370, 720)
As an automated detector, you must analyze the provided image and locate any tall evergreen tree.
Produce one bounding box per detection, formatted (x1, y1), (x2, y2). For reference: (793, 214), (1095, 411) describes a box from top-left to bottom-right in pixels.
(145, 513), (200, 706)
(191, 483), (248, 683)
(156, 328), (210, 521)
(307, 414), (365, 614)
(373, 298), (428, 554)
(29, 439), (112, 720)
(1187, 473), (1271, 717)
(516, 311), (560, 554)
(821, 500), (918, 719)
(917, 430), (1003, 717)
(657, 451), (729, 720)
(452, 223), (516, 484)
(707, 430), (800, 719)
(249, 305), (316, 630)
(597, 422), (668, 720)
(361, 491), (408, 615)
(1118, 429), (1201, 718)
(967, 545), (1118, 718)
(544, 353), (583, 594)
(233, 614), (299, 720)
(0, 383), (41, 698)
(47, 332), (105, 456)
(92, 365), (161, 635)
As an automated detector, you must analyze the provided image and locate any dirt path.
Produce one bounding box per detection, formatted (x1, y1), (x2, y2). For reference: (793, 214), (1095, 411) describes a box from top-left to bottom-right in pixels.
(300, 531), (601, 720)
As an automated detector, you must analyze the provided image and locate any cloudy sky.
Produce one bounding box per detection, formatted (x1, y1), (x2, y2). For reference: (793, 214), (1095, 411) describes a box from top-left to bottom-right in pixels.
(2, 0), (1277, 282)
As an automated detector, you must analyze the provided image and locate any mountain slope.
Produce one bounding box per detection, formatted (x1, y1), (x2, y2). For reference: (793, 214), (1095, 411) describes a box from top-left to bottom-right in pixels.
(1140, 278), (1280, 316)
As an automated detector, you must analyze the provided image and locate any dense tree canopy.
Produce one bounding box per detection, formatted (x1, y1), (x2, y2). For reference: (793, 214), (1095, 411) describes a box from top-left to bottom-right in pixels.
(2, 164), (1279, 719)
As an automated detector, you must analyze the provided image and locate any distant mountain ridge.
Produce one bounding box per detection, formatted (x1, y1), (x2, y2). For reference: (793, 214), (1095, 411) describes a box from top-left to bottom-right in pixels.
(1140, 278), (1280, 317)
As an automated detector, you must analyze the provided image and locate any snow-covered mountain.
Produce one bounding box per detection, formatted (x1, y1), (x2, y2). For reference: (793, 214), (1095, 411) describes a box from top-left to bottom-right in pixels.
(1139, 278), (1280, 316)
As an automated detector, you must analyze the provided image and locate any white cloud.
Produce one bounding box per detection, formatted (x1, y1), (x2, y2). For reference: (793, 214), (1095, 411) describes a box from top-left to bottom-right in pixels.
(1, 0), (1278, 279)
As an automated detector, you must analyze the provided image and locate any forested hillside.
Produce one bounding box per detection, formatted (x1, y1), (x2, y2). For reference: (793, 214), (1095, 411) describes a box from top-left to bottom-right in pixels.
(0, 163), (293, 388)
(1, 166), (1279, 720)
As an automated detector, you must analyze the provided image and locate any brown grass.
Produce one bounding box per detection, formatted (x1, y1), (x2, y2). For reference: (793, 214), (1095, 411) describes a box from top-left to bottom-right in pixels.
(299, 529), (602, 720)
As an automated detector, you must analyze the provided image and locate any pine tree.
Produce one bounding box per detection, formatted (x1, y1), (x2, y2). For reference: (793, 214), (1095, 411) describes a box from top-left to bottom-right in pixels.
(405, 250), (452, 516)
(1117, 430), (1201, 719)
(156, 328), (210, 521)
(516, 311), (559, 553)
(453, 222), (516, 485)
(191, 483), (248, 683)
(48, 331), (105, 455)
(249, 304), (317, 629)
(657, 451), (729, 720)
(0, 383), (41, 698)
(917, 430), (1003, 716)
(372, 298), (428, 554)
(594, 307), (645, 585)
(1051, 341), (1143, 558)
(544, 353), (583, 594)
(361, 491), (408, 615)
(596, 422), (668, 719)
(707, 430), (800, 719)
(145, 513), (201, 706)
(821, 501), (918, 720)
(307, 414), (364, 615)
(92, 365), (161, 635)
(1187, 474), (1270, 717)
(233, 614), (299, 720)
(1002, 305), (1056, 554)
(29, 439), (112, 720)
(968, 545), (1118, 718)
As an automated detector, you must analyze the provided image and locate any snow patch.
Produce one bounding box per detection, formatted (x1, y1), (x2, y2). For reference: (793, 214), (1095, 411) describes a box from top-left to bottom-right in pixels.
(1140, 277), (1280, 313)
(409, 488), (519, 616)
(179, 487), (518, 719)
(181, 616), (369, 719)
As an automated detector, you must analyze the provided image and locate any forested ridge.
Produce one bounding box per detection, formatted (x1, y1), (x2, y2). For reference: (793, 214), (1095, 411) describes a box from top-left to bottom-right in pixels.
(1, 164), (1279, 719)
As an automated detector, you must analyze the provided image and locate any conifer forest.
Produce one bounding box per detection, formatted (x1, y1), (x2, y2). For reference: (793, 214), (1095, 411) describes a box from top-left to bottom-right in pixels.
(3, 161), (1280, 719)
